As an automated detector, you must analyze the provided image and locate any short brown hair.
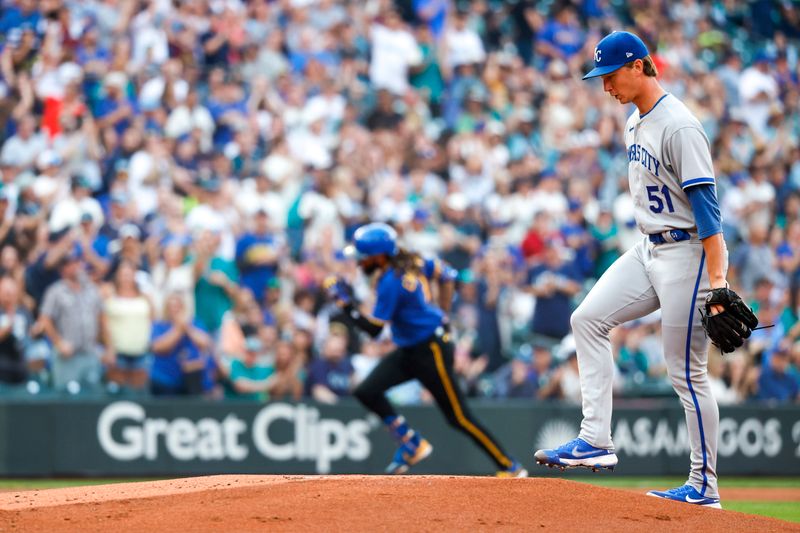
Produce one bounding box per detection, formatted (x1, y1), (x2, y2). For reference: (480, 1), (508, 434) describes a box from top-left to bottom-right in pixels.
(624, 55), (658, 77)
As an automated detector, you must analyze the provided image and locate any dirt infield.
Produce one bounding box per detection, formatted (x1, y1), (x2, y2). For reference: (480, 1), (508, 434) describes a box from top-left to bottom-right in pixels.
(0, 476), (797, 532)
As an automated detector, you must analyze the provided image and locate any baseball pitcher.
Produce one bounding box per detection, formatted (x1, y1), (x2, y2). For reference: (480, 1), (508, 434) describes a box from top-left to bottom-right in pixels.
(533, 31), (757, 510)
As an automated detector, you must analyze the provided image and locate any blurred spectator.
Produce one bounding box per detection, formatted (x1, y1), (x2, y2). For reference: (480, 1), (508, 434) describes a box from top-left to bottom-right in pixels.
(440, 192), (481, 271)
(0, 276), (32, 385)
(753, 345), (800, 403)
(490, 351), (538, 399)
(534, 4), (585, 72)
(469, 251), (515, 371)
(150, 237), (194, 320)
(267, 340), (304, 401)
(218, 336), (274, 401)
(531, 344), (560, 400)
(95, 71), (135, 135)
(0, 115), (45, 170)
(526, 243), (581, 347)
(443, 7), (485, 72)
(0, 245), (32, 310)
(738, 52), (780, 137)
(410, 25), (445, 113)
(307, 332), (353, 404)
(38, 249), (110, 392)
(366, 89), (403, 132)
(150, 292), (213, 396)
(369, 8), (421, 95)
(104, 223), (147, 281)
(616, 324), (653, 387)
(103, 260), (153, 392)
(193, 229), (239, 334)
(235, 208), (283, 304)
(589, 208), (621, 278)
(730, 223), (781, 293)
(708, 352), (740, 405)
(557, 351), (582, 404)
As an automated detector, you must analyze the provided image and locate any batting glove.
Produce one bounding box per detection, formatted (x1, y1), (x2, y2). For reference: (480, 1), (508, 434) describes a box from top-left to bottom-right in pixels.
(322, 275), (352, 307)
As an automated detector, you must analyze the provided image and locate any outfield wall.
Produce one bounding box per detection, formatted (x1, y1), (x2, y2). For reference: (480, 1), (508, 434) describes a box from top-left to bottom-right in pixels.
(0, 399), (797, 476)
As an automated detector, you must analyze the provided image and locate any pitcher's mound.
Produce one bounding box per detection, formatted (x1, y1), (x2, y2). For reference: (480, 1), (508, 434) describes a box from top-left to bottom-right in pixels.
(0, 475), (797, 532)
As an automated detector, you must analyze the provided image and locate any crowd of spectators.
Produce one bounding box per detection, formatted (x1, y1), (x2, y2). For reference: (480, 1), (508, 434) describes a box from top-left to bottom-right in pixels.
(0, 0), (798, 405)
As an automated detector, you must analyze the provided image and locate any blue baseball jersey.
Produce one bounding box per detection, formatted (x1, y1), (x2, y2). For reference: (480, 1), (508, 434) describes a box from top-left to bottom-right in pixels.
(372, 262), (447, 348)
(421, 256), (458, 283)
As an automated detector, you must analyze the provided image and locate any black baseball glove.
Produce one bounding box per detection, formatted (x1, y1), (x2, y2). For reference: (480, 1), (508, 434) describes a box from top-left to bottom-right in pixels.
(701, 288), (759, 353)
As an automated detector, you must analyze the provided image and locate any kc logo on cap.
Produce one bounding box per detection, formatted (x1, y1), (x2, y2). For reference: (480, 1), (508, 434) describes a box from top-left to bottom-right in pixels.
(583, 31), (650, 80)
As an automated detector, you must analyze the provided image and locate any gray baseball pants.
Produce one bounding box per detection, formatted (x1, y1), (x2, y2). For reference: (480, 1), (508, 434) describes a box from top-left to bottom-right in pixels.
(570, 236), (720, 498)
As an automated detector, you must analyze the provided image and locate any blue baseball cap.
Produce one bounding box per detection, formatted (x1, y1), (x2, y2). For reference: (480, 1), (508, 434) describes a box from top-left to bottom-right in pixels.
(582, 31), (649, 80)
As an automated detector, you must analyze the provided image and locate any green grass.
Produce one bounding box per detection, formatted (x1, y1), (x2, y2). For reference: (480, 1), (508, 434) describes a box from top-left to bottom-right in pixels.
(573, 476), (800, 523)
(0, 478), (166, 490)
(724, 502), (800, 523)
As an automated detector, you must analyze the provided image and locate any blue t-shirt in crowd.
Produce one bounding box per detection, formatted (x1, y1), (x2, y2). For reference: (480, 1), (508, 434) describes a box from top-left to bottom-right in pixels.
(0, 7), (40, 34)
(414, 0), (448, 39)
(537, 20), (585, 60)
(94, 96), (137, 135)
(150, 320), (207, 391)
(373, 265), (445, 348)
(235, 232), (279, 301)
(206, 96), (248, 147)
(75, 44), (110, 67)
(528, 262), (582, 339)
(757, 367), (800, 403)
(306, 357), (353, 397)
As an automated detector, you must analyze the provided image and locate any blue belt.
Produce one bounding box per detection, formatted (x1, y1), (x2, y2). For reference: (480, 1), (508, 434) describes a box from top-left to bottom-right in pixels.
(649, 229), (691, 245)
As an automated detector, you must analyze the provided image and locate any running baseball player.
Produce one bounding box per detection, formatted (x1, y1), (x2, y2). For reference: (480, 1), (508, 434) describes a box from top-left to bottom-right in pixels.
(324, 223), (527, 477)
(533, 31), (757, 509)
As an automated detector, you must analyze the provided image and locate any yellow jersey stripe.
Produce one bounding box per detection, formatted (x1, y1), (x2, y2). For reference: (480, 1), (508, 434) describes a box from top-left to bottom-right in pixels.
(430, 341), (512, 468)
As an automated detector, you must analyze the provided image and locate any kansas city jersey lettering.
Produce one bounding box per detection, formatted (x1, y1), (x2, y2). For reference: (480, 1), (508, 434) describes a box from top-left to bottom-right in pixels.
(625, 94), (716, 236)
(627, 143), (661, 177)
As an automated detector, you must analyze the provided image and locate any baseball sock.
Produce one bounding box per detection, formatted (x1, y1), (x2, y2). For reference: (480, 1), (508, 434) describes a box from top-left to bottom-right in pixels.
(384, 415), (421, 449)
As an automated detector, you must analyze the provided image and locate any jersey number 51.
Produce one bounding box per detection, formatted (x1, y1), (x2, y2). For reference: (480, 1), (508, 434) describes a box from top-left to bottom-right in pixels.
(646, 185), (675, 214)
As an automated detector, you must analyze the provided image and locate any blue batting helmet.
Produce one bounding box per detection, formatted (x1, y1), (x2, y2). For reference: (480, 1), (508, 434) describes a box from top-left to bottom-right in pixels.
(350, 223), (398, 259)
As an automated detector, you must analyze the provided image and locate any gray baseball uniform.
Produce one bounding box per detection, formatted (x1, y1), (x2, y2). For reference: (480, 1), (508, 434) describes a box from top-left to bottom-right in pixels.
(572, 93), (722, 498)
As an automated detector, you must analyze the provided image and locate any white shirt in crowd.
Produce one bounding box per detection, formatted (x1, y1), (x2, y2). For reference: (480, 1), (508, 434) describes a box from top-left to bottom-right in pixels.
(49, 194), (105, 231)
(738, 65), (779, 137)
(127, 149), (161, 217)
(130, 10), (170, 70)
(303, 92), (347, 132)
(298, 190), (345, 251)
(742, 178), (776, 229)
(139, 75), (189, 108)
(235, 178), (287, 229)
(0, 132), (46, 170)
(165, 105), (215, 151)
(150, 262), (195, 320)
(369, 23), (421, 95)
(185, 204), (237, 261)
(444, 26), (486, 68)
